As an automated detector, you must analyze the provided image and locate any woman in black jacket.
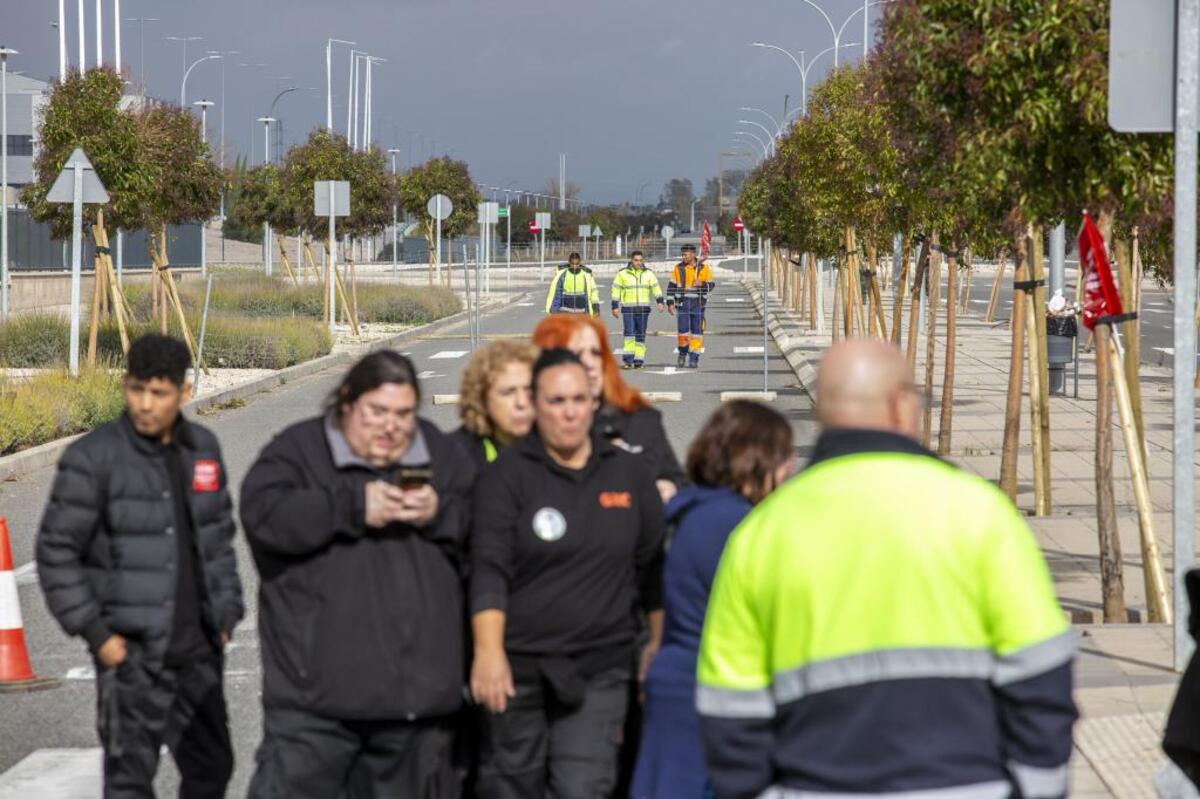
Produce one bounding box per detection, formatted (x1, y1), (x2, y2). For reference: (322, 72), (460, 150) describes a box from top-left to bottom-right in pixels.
(469, 349), (665, 799)
(240, 351), (476, 799)
(453, 340), (538, 469)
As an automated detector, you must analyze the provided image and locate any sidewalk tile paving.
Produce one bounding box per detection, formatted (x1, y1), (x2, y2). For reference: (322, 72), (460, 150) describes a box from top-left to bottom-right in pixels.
(749, 269), (1196, 797)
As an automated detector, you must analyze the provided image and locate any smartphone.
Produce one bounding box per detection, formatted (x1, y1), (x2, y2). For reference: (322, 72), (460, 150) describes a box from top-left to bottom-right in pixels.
(396, 465), (433, 490)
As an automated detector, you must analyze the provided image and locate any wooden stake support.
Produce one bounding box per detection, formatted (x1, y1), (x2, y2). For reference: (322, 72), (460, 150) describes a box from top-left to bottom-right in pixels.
(905, 238), (930, 372)
(892, 235), (911, 345)
(985, 250), (1007, 323)
(921, 237), (941, 448)
(999, 235), (1029, 502)
(1093, 322), (1128, 622)
(938, 247), (958, 455)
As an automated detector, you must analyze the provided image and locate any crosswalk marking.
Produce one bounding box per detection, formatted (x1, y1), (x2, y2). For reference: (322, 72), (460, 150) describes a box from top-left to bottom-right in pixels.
(0, 748), (101, 798)
(417, 371), (443, 379)
(1155, 347), (1175, 355)
(734, 346), (765, 354)
(724, 298), (745, 303)
(429, 350), (468, 360)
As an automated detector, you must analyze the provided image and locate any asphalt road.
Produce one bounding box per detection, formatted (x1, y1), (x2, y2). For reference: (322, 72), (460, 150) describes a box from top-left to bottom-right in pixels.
(0, 263), (817, 796)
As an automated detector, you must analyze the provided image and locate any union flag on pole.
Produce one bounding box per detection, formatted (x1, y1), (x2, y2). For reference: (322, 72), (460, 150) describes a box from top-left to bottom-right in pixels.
(1077, 212), (1124, 330)
(700, 221), (713, 260)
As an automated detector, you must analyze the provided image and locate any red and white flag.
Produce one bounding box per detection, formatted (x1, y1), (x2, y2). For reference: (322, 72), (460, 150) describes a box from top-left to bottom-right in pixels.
(700, 221), (713, 260)
(1077, 212), (1124, 330)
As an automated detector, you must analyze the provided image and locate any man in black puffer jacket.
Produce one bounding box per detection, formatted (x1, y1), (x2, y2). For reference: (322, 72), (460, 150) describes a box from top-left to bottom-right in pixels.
(240, 351), (476, 799)
(37, 334), (243, 799)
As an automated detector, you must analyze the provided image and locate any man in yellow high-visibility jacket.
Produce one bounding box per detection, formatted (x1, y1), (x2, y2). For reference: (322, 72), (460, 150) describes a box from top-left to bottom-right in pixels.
(611, 250), (665, 369)
(544, 252), (600, 316)
(698, 339), (1076, 799)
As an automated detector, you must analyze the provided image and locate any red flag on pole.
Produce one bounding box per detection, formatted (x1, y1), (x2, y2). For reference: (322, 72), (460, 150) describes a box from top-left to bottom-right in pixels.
(700, 221), (712, 260)
(1077, 212), (1124, 330)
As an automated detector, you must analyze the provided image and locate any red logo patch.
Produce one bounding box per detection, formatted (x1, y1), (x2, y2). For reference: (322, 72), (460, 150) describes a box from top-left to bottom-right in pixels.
(192, 460), (220, 492)
(598, 491), (632, 509)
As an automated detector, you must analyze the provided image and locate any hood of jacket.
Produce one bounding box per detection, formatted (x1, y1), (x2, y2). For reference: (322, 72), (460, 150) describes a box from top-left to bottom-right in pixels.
(664, 484), (748, 526)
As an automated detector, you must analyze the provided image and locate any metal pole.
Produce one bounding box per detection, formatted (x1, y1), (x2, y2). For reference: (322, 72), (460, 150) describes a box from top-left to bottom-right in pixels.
(1, 51), (8, 321)
(77, 0), (85, 70)
(116, 230), (122, 284)
(863, 0), (869, 61)
(59, 0), (67, 79)
(328, 183), (337, 332)
(1049, 222), (1066, 296)
(506, 199), (512, 290)
(390, 152), (398, 280)
(762, 237), (769, 392)
(95, 0), (102, 67)
(198, 102), (208, 279)
(69, 163), (83, 376)
(435, 198), (443, 283)
(193, 275), (213, 396)
(262, 119), (272, 276)
(325, 40), (332, 131)
(539, 229), (545, 282)
(345, 51), (354, 140)
(113, 0), (121, 72)
(1174, 0), (1199, 671)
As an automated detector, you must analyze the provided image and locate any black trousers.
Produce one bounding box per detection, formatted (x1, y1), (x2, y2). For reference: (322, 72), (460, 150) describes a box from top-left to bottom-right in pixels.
(247, 707), (457, 799)
(96, 650), (232, 799)
(475, 667), (629, 799)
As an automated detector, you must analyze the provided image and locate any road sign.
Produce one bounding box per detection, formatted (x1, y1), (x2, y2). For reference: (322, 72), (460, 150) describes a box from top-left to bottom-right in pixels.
(498, 206), (509, 218)
(478, 201), (500, 225)
(536, 212), (551, 230)
(661, 225), (675, 239)
(47, 148), (109, 204)
(733, 216), (745, 232)
(577, 224), (591, 238)
(1108, 0), (1174, 132)
(427, 194), (454, 221)
(313, 181), (351, 217)
(529, 219), (541, 234)
(592, 226), (603, 238)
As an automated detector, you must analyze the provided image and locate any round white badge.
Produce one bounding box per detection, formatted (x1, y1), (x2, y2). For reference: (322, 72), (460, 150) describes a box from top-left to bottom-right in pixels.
(532, 507), (567, 542)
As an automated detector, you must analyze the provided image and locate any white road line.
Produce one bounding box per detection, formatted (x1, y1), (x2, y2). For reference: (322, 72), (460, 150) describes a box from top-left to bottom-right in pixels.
(1155, 347), (1175, 355)
(429, 350), (468, 360)
(724, 297), (745, 303)
(0, 747), (101, 797)
(432, 394), (461, 405)
(416, 371), (444, 379)
(643, 392), (683, 403)
(1143, 309), (1171, 315)
(734, 346), (765, 354)
(64, 666), (95, 681)
(13, 562), (37, 586)
(514, 302), (535, 307)
(721, 391), (778, 402)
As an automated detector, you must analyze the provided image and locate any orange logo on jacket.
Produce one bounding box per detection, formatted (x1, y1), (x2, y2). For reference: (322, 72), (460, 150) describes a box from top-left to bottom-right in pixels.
(598, 491), (632, 509)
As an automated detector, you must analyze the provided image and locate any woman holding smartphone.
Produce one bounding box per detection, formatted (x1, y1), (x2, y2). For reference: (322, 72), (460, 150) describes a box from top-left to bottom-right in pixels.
(240, 351), (476, 799)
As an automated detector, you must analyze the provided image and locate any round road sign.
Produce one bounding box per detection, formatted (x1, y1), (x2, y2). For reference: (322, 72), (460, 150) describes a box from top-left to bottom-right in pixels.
(427, 194), (454, 221)
(661, 225), (675, 239)
(733, 217), (745, 232)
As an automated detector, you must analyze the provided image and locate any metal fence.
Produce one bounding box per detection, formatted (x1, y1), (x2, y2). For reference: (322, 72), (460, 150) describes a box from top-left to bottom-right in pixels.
(7, 207), (202, 271)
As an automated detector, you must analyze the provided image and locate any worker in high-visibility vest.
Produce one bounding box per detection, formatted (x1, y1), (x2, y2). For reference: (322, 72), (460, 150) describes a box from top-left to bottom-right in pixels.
(611, 250), (666, 369)
(697, 339), (1077, 799)
(665, 244), (714, 368)
(545, 252), (600, 316)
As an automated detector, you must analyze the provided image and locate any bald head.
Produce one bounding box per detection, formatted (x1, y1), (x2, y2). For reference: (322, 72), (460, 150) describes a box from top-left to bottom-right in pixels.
(816, 340), (921, 439)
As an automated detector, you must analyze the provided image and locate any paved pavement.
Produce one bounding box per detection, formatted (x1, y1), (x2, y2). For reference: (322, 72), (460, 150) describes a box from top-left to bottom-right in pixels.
(750, 257), (1195, 798)
(0, 261), (817, 796)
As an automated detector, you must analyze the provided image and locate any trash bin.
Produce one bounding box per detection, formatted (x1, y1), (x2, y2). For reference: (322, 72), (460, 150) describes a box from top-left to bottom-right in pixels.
(1046, 315), (1078, 396)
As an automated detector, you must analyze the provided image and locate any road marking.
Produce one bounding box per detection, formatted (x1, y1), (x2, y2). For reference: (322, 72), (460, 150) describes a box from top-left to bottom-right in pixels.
(643, 392), (683, 403)
(13, 562), (37, 585)
(1143, 308), (1171, 315)
(721, 391), (778, 402)
(417, 371), (444, 379)
(971, 299), (988, 304)
(514, 302), (535, 307)
(65, 666), (95, 680)
(645, 367), (695, 376)
(432, 394), (461, 405)
(1155, 347), (1175, 355)
(724, 298), (745, 303)
(0, 748), (101, 796)
(734, 346), (765, 354)
(429, 350), (468, 360)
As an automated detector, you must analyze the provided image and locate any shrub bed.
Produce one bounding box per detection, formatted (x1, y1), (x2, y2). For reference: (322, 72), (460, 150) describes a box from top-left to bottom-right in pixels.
(0, 368), (125, 455)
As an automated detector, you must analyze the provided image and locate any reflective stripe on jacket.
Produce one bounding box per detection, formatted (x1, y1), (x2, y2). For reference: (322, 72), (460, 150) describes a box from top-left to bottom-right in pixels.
(697, 429), (1077, 799)
(545, 267), (600, 316)
(611, 266), (664, 310)
(666, 262), (714, 306)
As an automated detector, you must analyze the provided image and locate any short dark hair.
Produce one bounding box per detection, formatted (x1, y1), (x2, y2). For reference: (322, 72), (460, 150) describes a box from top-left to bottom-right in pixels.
(328, 351), (420, 417)
(630, 250), (644, 259)
(568, 252), (581, 261)
(126, 334), (191, 387)
(531, 347), (584, 398)
(686, 400), (794, 503)
(680, 243), (697, 253)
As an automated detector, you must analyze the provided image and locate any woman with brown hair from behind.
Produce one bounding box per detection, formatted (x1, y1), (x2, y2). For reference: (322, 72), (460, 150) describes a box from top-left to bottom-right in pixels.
(630, 400), (796, 799)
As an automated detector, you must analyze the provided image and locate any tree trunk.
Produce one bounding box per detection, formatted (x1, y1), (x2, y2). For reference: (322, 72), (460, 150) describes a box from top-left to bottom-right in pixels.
(985, 250), (1007, 323)
(1114, 235), (1146, 462)
(938, 246), (958, 455)
(831, 260), (842, 345)
(1029, 226), (1052, 513)
(891, 234), (911, 345)
(808, 253), (818, 331)
(906, 238), (930, 372)
(999, 234), (1029, 502)
(1093, 322), (1127, 622)
(921, 234), (941, 448)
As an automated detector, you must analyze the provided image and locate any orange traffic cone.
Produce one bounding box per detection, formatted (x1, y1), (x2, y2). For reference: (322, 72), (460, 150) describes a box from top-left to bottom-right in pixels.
(0, 517), (56, 692)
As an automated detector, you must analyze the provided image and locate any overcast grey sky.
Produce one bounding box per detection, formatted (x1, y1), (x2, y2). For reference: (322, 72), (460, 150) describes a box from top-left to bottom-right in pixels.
(3, 0), (881, 204)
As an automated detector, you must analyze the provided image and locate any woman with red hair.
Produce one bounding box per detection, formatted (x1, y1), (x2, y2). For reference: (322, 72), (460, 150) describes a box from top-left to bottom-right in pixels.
(532, 314), (684, 504)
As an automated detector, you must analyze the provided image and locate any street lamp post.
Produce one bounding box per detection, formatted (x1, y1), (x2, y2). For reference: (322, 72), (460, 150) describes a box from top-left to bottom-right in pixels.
(737, 119), (778, 154)
(95, 0), (102, 68)
(58, 0), (66, 80)
(125, 17), (157, 88)
(268, 87), (300, 162)
(388, 148), (400, 280)
(326, 38), (354, 132)
(753, 41), (859, 119)
(799, 0), (887, 67)
(194, 100), (214, 279)
(1, 46), (16, 321)
(258, 116), (276, 276)
(734, 131), (770, 159)
(740, 106), (785, 137)
(166, 35), (203, 94)
(178, 51), (216, 108)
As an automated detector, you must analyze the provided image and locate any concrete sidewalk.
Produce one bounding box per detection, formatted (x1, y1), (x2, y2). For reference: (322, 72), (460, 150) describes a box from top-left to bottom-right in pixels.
(747, 271), (1194, 798)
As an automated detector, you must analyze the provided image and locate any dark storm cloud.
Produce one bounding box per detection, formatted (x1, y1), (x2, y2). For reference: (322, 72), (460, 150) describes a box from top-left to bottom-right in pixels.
(1, 0), (879, 203)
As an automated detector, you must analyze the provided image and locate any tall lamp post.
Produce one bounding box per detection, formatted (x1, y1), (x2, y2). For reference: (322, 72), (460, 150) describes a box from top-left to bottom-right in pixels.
(752, 40), (859, 118)
(798, 0), (887, 67)
(180, 53), (219, 108)
(0, 46), (16, 321)
(257, 116), (276, 276)
(194, 100), (214, 279)
(388, 148), (401, 280)
(125, 16), (158, 88)
(737, 119), (778, 154)
(326, 38), (354, 131)
(166, 34), (203, 92)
